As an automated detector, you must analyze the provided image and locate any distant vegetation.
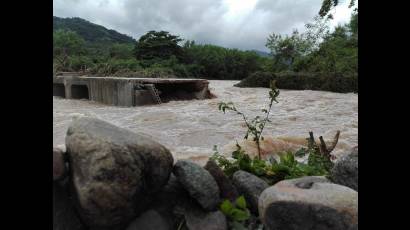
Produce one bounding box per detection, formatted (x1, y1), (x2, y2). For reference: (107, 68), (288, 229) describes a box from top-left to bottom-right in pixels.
(53, 9), (357, 93)
(53, 17), (266, 80)
(237, 11), (358, 93)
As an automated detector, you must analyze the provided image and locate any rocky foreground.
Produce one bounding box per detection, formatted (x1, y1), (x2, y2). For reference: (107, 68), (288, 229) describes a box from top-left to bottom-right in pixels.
(53, 117), (358, 230)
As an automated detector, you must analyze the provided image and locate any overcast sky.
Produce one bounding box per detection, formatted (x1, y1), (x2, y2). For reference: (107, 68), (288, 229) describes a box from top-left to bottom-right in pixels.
(53, 0), (356, 51)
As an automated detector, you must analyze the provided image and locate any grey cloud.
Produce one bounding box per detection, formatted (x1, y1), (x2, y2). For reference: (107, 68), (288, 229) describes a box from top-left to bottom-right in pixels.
(119, 0), (227, 41)
(53, 0), (352, 51)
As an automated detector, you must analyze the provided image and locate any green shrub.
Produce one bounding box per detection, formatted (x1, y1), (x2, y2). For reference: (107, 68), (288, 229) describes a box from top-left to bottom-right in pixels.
(319, 73), (358, 93)
(235, 71), (357, 93)
(170, 64), (191, 78)
(211, 140), (333, 185)
(234, 71), (275, 88)
(218, 81), (280, 159)
(87, 59), (143, 76)
(274, 72), (320, 90)
(220, 196), (254, 230)
(108, 59), (142, 72)
(67, 55), (95, 71)
(140, 66), (176, 78)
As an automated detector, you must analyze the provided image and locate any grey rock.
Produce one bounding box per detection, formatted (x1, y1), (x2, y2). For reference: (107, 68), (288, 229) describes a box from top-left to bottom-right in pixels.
(259, 176), (358, 230)
(173, 160), (220, 211)
(151, 173), (192, 227)
(232, 170), (269, 214)
(204, 159), (239, 201)
(65, 117), (174, 229)
(126, 210), (171, 230)
(152, 174), (190, 210)
(184, 203), (227, 230)
(53, 147), (67, 181)
(53, 182), (86, 230)
(331, 148), (358, 191)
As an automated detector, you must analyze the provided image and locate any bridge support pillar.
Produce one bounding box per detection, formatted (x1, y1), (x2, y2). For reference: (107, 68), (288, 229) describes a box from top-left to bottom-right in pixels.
(64, 79), (72, 99)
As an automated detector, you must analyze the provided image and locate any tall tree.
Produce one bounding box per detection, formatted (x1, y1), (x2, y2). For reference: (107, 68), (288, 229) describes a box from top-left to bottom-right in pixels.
(266, 30), (311, 71)
(319, 0), (356, 18)
(134, 31), (183, 61)
(53, 29), (85, 70)
(299, 13), (358, 75)
(109, 43), (134, 59)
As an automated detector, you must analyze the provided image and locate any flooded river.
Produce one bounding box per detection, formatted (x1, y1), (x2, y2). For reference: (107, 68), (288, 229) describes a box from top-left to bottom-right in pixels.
(53, 80), (358, 164)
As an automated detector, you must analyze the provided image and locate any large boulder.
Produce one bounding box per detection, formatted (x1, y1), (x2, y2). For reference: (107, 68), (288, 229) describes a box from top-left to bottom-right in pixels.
(330, 147), (358, 191)
(259, 176), (358, 230)
(125, 210), (171, 230)
(204, 160), (239, 201)
(65, 117), (174, 229)
(173, 160), (220, 211)
(53, 147), (67, 181)
(232, 170), (269, 214)
(53, 182), (86, 230)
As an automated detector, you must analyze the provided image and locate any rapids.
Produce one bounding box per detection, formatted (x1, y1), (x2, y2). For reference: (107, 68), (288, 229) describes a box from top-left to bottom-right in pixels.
(53, 80), (357, 164)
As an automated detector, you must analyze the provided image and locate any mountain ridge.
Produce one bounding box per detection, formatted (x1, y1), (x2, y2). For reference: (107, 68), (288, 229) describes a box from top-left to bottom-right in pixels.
(53, 16), (272, 56)
(53, 16), (136, 44)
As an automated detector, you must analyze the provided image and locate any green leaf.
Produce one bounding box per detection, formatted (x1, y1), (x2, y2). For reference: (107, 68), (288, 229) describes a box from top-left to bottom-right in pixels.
(294, 148), (308, 157)
(220, 200), (234, 216)
(238, 155), (252, 172)
(235, 196), (247, 210)
(230, 208), (250, 221)
(253, 166), (266, 176)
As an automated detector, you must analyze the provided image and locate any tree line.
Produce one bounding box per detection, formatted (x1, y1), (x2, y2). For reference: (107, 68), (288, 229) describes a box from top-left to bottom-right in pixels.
(53, 8), (357, 92)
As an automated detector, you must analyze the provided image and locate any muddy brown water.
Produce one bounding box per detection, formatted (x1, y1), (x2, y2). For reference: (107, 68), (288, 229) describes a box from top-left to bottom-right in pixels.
(53, 80), (358, 164)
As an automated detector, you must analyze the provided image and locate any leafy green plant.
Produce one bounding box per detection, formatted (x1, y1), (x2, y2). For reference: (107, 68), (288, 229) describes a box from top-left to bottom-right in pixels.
(211, 133), (334, 185)
(220, 196), (251, 230)
(218, 80), (280, 159)
(211, 144), (269, 178)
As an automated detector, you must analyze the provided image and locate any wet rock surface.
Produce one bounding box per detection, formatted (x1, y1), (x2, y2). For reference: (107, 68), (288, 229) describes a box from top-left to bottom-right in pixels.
(259, 176), (358, 230)
(125, 210), (171, 230)
(65, 117), (174, 229)
(232, 170), (269, 214)
(53, 147), (67, 181)
(173, 160), (220, 211)
(204, 159), (239, 201)
(330, 148), (358, 191)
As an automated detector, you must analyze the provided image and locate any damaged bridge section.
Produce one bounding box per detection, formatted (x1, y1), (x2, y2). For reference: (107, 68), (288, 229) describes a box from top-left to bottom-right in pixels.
(53, 74), (214, 107)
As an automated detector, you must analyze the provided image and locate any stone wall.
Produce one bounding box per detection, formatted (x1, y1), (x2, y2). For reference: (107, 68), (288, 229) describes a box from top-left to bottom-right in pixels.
(53, 117), (358, 230)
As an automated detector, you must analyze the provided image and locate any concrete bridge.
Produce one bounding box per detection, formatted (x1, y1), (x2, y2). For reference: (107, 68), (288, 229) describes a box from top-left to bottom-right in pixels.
(53, 73), (213, 106)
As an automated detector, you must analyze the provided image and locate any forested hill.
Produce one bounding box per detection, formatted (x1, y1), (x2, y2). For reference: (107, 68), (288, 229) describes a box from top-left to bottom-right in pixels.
(251, 50), (271, 58)
(53, 16), (135, 44)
